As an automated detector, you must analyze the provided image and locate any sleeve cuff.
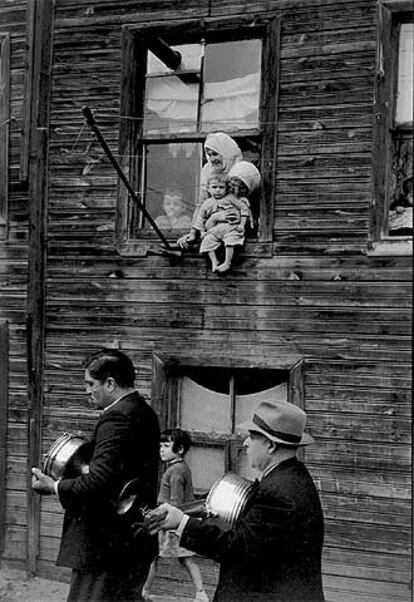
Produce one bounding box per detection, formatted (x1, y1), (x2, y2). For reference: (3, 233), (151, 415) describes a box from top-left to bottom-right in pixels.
(53, 479), (61, 497)
(175, 514), (190, 539)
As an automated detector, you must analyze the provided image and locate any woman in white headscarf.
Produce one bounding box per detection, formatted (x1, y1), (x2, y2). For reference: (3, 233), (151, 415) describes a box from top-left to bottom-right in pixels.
(177, 132), (243, 249)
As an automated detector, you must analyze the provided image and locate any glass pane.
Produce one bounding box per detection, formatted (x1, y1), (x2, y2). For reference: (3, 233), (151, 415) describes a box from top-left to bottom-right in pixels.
(186, 445), (226, 491)
(235, 383), (288, 432)
(202, 39), (261, 131)
(395, 23), (414, 125)
(144, 75), (199, 134)
(145, 44), (202, 134)
(181, 377), (231, 433)
(144, 143), (202, 230)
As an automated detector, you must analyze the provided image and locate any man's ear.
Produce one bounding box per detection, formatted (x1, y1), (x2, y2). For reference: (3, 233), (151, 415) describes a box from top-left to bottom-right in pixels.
(104, 377), (116, 391)
(268, 440), (277, 454)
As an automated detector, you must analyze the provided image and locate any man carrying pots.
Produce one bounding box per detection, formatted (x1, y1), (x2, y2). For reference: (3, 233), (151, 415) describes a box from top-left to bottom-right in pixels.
(32, 348), (160, 602)
(148, 398), (325, 602)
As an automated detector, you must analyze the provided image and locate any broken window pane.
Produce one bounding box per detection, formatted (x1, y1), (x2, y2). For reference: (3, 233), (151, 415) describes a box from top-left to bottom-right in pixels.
(202, 39), (261, 131)
(144, 44), (202, 134)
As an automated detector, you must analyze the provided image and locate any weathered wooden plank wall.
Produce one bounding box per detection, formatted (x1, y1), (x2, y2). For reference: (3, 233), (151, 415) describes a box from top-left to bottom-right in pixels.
(0, 0), (411, 601)
(0, 0), (31, 568)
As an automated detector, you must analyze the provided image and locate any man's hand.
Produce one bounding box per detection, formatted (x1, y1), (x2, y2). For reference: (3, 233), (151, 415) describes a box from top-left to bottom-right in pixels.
(144, 503), (185, 534)
(31, 467), (57, 495)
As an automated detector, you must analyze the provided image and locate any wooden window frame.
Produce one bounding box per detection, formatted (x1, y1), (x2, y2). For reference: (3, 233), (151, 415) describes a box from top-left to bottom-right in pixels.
(0, 34), (10, 239)
(369, 1), (413, 256)
(117, 14), (281, 257)
(151, 350), (306, 473)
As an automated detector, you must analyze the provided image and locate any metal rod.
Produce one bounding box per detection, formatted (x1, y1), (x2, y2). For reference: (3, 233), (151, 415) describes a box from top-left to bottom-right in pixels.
(81, 105), (173, 249)
(147, 37), (181, 71)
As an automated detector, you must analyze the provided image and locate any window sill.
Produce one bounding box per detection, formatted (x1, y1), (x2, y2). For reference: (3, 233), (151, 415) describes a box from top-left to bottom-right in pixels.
(116, 239), (273, 258)
(367, 238), (412, 256)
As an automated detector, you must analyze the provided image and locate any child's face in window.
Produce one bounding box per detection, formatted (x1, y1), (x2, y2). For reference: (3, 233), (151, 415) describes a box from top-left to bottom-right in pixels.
(163, 194), (186, 219)
(208, 179), (227, 200)
(229, 177), (249, 198)
(160, 439), (180, 462)
(205, 147), (224, 169)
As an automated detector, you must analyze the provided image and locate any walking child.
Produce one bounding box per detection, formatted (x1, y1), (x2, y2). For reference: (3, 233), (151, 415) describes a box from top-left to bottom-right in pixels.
(143, 429), (209, 602)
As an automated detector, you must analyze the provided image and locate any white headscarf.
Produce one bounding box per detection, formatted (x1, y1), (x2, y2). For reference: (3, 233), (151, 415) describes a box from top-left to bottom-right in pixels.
(197, 133), (243, 207)
(204, 132), (243, 173)
(228, 161), (261, 194)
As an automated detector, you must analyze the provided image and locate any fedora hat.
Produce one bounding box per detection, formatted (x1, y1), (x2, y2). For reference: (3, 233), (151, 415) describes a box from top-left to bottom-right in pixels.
(239, 399), (314, 447)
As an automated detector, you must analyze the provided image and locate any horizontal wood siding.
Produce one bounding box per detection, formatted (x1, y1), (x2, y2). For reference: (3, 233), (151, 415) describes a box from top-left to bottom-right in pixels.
(0, 1), (411, 601)
(0, 0), (30, 571)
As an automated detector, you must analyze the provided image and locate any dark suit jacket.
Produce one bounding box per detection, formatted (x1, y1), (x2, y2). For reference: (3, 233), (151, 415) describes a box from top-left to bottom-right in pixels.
(181, 457), (325, 602)
(56, 391), (160, 572)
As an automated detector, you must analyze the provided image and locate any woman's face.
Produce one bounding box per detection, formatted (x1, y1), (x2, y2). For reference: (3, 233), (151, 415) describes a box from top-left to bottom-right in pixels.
(205, 147), (224, 169)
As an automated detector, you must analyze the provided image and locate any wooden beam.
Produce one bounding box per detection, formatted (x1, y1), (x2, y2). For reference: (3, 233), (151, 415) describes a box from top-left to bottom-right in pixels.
(259, 16), (281, 242)
(26, 0), (54, 576)
(0, 34), (10, 234)
(0, 321), (9, 556)
(19, 1), (36, 183)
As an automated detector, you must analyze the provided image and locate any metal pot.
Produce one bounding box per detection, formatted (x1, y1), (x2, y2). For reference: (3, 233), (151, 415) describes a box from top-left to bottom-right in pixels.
(134, 473), (257, 529)
(43, 433), (90, 480)
(205, 473), (256, 526)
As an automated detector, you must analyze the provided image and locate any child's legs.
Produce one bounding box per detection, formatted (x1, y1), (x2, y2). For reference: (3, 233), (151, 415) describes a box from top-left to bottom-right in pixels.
(224, 245), (234, 265)
(216, 245), (235, 272)
(179, 557), (204, 591)
(207, 249), (219, 270)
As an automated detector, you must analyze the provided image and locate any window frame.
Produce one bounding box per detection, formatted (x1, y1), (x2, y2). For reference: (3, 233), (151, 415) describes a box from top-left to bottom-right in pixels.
(369, 1), (413, 256)
(117, 15), (281, 256)
(151, 350), (306, 483)
(0, 34), (10, 239)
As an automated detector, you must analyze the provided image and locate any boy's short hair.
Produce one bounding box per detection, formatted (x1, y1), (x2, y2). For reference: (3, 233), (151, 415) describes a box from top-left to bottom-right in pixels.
(84, 348), (135, 387)
(161, 428), (192, 455)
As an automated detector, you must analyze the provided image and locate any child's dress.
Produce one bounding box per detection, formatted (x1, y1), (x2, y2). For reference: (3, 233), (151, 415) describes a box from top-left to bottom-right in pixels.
(157, 458), (196, 558)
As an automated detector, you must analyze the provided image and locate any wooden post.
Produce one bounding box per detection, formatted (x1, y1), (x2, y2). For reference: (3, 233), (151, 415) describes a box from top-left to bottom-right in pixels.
(26, 0), (54, 575)
(0, 321), (8, 556)
(0, 34), (10, 235)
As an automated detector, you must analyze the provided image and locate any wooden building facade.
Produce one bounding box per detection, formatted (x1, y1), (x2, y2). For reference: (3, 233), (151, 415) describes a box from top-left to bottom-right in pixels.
(0, 0), (412, 600)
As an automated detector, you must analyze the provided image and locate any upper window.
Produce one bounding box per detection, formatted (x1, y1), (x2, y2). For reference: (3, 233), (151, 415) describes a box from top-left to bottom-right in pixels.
(370, 2), (413, 253)
(118, 17), (280, 252)
(388, 21), (413, 237)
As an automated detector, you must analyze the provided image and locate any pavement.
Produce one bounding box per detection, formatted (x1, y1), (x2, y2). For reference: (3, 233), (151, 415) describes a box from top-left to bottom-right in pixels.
(0, 566), (197, 602)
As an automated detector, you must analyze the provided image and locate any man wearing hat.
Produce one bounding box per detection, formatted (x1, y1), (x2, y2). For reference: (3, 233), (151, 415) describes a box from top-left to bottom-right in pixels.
(148, 398), (325, 602)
